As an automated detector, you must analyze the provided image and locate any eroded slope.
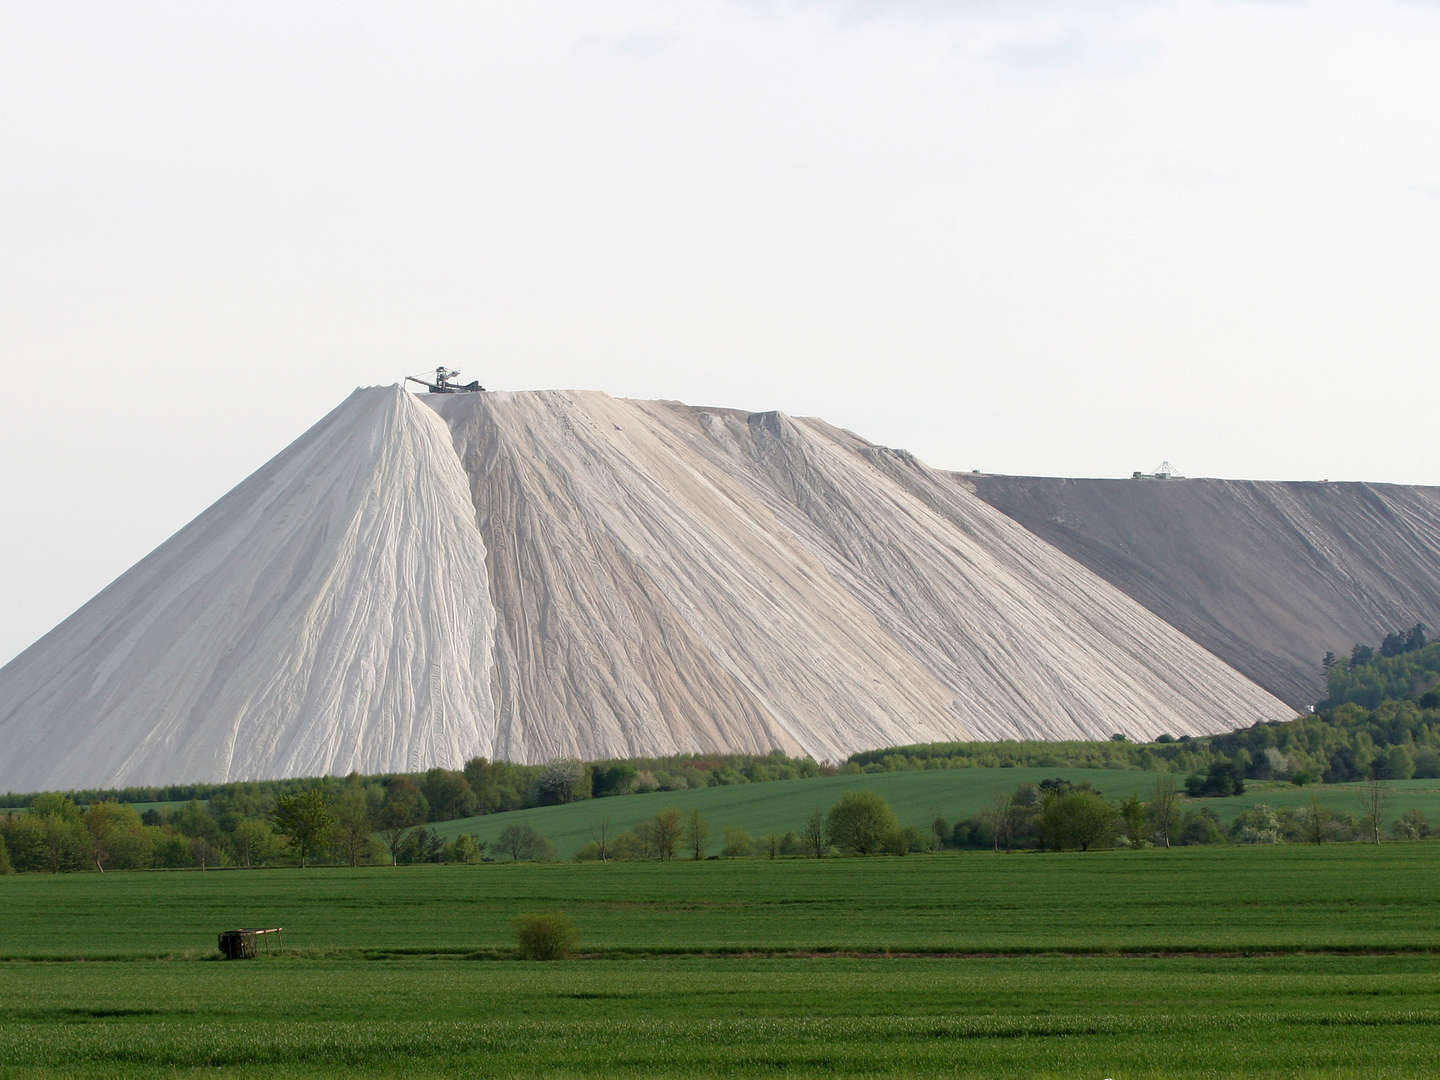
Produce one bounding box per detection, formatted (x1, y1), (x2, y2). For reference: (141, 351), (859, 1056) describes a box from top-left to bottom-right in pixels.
(965, 475), (1440, 706)
(0, 387), (497, 790)
(426, 391), (1291, 761)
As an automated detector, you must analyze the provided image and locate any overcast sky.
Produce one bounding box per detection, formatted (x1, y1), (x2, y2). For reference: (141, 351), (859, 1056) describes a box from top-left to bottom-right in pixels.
(3, 0), (1439, 664)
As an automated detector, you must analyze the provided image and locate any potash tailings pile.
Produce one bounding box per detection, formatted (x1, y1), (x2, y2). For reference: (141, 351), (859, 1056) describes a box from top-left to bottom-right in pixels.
(8, 383), (1392, 791)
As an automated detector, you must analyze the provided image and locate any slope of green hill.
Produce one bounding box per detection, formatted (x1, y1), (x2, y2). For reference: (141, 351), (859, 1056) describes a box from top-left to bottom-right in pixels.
(1196, 777), (1440, 822)
(427, 766), (1440, 858)
(427, 766), (1165, 855)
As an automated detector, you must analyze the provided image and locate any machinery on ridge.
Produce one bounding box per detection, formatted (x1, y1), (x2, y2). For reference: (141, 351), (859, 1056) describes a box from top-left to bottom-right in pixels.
(406, 367), (485, 394)
(1131, 460), (1184, 480)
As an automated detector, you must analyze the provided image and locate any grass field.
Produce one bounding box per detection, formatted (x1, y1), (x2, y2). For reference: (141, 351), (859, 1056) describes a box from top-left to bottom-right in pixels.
(3, 954), (1437, 1078)
(425, 766), (1440, 857)
(1198, 776), (1440, 822)
(3, 844), (1440, 958)
(3, 845), (1440, 1076)
(427, 765), (1170, 854)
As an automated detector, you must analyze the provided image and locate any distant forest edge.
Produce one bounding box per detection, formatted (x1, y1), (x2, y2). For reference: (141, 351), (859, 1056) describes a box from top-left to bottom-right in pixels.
(4, 626), (1437, 815)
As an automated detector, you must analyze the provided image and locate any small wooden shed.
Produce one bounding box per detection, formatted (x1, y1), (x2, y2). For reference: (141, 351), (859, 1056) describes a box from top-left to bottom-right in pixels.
(218, 927), (283, 959)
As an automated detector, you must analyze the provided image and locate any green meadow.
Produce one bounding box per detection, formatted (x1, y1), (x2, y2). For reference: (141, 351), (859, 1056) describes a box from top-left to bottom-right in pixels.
(4, 954), (1437, 1078)
(3, 845), (1439, 1076)
(424, 766), (1440, 857)
(428, 765), (1166, 853)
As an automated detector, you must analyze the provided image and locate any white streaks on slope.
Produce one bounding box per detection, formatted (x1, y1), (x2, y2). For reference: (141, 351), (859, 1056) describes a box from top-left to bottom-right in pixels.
(0, 386), (496, 791)
(425, 391), (1291, 763)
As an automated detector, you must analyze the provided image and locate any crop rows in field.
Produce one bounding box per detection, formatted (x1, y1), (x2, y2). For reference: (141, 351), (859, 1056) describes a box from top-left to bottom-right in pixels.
(3, 844), (1439, 960)
(2, 953), (1439, 1078)
(4, 847), (1440, 1077)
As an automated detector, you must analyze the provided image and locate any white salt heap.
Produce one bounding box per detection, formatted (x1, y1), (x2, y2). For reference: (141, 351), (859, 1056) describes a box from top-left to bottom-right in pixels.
(0, 386), (1291, 790)
(0, 387), (496, 790)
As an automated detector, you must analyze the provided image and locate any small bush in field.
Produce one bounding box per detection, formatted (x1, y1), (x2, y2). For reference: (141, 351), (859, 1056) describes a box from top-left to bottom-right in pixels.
(514, 913), (578, 960)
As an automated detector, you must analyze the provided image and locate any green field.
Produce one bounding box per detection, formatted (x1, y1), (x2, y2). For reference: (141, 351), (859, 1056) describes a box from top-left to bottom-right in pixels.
(4, 954), (1437, 1078)
(4, 844), (1440, 958)
(3, 845), (1440, 1076)
(424, 766), (1440, 857)
(1198, 776), (1440, 821)
(427, 766), (1163, 853)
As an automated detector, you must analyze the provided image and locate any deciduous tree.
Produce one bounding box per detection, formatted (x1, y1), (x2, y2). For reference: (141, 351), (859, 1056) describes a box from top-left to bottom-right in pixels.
(1303, 793), (1331, 844)
(685, 809), (709, 860)
(82, 802), (148, 871)
(421, 768), (477, 821)
(1391, 807), (1428, 840)
(32, 814), (87, 873)
(721, 827), (754, 857)
(930, 813), (948, 852)
(537, 759), (587, 805)
(1148, 775), (1181, 849)
(189, 834), (222, 870)
(333, 787), (374, 867)
(29, 793), (81, 823)
(1358, 775), (1389, 844)
(802, 809), (826, 858)
(230, 818), (280, 867)
(652, 808), (683, 861)
(463, 757), (502, 814)
(496, 823), (553, 861)
(378, 779), (428, 866)
(1119, 793), (1148, 847)
(446, 834), (484, 863)
(272, 787), (334, 868)
(826, 791), (898, 855)
(589, 817), (612, 862)
(1231, 803), (1280, 844)
(1040, 790), (1117, 851)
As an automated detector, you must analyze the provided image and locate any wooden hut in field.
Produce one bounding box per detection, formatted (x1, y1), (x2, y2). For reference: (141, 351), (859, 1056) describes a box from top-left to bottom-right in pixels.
(217, 927), (283, 959)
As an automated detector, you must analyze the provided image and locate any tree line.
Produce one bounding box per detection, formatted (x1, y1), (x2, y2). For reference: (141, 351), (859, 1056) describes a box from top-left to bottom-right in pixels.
(0, 777), (483, 874)
(0, 751), (830, 814)
(1319, 623), (1432, 709)
(3, 769), (1428, 874)
(853, 631), (1440, 793)
(962, 775), (1417, 851)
